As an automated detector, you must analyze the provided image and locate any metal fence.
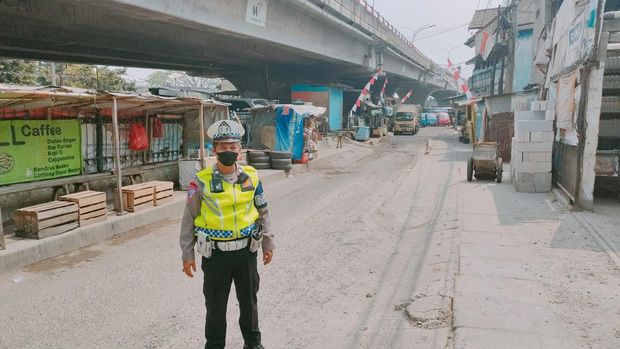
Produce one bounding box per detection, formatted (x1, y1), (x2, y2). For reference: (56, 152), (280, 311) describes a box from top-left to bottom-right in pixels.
(81, 118), (183, 174)
(553, 141), (580, 201)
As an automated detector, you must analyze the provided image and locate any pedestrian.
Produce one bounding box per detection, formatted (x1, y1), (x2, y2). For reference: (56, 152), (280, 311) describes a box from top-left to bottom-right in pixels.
(180, 119), (275, 349)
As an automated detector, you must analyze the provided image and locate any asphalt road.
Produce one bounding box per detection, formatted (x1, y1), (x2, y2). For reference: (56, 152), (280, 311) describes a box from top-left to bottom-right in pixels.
(0, 127), (461, 349)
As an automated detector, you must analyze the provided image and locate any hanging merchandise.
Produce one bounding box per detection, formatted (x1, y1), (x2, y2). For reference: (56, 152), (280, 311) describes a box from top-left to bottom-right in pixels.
(129, 123), (149, 151)
(153, 118), (165, 138)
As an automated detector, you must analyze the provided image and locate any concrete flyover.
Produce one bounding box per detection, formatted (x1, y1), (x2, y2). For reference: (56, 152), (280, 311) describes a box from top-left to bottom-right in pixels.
(0, 0), (455, 100)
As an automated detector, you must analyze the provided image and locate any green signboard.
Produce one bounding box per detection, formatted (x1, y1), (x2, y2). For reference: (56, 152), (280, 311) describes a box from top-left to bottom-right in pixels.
(0, 120), (82, 185)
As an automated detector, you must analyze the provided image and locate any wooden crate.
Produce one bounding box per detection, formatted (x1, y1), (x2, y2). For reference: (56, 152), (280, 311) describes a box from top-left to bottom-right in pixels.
(14, 201), (78, 239)
(147, 181), (174, 206)
(59, 191), (108, 227)
(121, 183), (155, 212)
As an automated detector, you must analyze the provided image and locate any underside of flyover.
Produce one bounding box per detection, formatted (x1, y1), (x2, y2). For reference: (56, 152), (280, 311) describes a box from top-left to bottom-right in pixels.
(0, 0), (453, 102)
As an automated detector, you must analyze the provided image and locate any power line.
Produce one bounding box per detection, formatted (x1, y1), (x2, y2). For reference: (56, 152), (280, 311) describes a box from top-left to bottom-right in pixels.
(413, 23), (470, 41)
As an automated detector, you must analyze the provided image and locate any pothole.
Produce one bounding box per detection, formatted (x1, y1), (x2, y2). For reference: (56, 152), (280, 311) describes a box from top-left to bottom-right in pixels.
(396, 294), (453, 329)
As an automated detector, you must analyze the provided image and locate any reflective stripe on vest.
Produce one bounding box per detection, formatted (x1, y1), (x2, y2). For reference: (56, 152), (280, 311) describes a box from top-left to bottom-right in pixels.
(193, 165), (260, 241)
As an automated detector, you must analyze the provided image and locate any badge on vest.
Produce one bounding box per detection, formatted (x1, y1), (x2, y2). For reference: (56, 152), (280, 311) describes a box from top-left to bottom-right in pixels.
(238, 172), (255, 192)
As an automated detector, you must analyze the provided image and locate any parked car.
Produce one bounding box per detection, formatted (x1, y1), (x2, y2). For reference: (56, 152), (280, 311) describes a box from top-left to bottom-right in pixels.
(424, 112), (438, 127)
(217, 97), (270, 114)
(437, 112), (451, 126)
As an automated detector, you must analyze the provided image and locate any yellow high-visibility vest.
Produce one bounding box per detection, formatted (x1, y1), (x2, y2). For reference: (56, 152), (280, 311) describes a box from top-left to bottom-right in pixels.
(193, 165), (260, 241)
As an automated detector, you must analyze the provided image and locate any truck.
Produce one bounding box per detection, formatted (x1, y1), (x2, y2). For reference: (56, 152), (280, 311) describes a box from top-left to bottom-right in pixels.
(393, 104), (421, 135)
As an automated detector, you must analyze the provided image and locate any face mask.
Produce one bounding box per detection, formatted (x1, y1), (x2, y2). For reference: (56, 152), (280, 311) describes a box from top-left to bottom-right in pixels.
(217, 151), (238, 166)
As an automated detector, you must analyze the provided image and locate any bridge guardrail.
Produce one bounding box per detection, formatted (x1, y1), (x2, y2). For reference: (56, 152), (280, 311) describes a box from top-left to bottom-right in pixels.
(315, 0), (434, 69)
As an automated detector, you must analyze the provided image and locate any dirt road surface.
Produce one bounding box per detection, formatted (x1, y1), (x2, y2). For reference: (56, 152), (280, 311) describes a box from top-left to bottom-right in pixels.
(0, 128), (463, 348)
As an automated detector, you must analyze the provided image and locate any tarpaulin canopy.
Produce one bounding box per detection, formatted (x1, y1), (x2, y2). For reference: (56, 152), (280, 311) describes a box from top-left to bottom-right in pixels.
(0, 85), (229, 115)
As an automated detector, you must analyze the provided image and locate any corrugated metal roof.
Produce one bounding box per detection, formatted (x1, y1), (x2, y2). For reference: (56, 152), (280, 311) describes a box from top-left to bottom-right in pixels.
(469, 8), (504, 30)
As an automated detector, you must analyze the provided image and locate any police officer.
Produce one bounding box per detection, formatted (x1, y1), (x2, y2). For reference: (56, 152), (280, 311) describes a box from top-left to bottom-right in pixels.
(180, 120), (274, 349)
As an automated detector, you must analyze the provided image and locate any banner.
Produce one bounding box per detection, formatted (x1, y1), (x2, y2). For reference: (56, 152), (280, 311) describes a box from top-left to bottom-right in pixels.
(0, 119), (82, 185)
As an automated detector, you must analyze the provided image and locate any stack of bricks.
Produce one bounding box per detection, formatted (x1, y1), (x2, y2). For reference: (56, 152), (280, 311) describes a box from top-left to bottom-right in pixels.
(511, 110), (554, 193)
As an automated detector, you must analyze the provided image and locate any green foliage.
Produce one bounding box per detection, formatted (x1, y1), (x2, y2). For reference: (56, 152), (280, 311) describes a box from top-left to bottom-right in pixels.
(0, 60), (49, 85)
(62, 64), (136, 91)
(147, 70), (219, 89)
(0, 59), (136, 91)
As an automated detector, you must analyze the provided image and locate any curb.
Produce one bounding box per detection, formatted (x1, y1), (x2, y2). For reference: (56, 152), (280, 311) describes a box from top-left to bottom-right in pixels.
(0, 195), (186, 273)
(0, 141), (376, 272)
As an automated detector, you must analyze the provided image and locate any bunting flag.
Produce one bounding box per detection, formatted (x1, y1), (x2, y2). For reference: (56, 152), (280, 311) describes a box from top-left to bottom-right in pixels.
(447, 58), (474, 102)
(400, 89), (413, 105)
(351, 67), (383, 113)
(380, 77), (389, 99)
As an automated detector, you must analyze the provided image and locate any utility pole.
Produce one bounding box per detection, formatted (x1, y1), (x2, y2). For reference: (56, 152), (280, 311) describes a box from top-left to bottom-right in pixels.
(504, 0), (519, 94)
(50, 62), (57, 86)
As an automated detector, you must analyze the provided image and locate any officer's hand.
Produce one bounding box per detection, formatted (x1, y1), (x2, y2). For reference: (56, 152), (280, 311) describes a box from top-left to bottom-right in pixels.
(263, 250), (273, 265)
(183, 260), (196, 278)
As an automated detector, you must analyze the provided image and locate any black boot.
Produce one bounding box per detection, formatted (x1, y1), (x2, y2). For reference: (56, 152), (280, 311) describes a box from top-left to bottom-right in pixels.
(243, 344), (265, 349)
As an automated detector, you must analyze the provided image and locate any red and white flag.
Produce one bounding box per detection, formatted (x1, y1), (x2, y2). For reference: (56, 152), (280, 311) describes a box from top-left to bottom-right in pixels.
(351, 67), (383, 113)
(381, 77), (389, 99)
(447, 58), (474, 102)
(400, 89), (413, 104)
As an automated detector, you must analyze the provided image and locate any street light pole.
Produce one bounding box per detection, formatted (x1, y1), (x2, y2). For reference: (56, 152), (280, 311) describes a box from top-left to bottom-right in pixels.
(412, 24), (436, 41)
(401, 24), (437, 42)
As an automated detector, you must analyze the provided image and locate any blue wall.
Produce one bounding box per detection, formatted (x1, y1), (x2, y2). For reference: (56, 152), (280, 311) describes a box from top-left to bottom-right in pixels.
(329, 87), (343, 131)
(513, 29), (533, 92)
(291, 84), (343, 131)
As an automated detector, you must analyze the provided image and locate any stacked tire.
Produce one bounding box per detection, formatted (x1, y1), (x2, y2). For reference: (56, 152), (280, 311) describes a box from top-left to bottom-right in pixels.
(247, 151), (271, 170)
(269, 151), (293, 171)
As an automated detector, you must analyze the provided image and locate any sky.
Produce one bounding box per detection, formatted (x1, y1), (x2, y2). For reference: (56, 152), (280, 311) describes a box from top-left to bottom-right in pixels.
(371, 0), (506, 77)
(126, 0), (506, 82)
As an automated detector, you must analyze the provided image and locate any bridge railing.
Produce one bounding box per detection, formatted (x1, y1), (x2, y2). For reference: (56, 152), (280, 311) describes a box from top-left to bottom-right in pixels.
(315, 0), (434, 69)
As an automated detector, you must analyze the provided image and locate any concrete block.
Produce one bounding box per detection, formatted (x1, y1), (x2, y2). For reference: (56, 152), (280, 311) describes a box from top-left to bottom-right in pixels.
(542, 131), (555, 142)
(515, 181), (536, 193)
(515, 120), (553, 133)
(534, 172), (553, 192)
(532, 101), (555, 111)
(530, 131), (543, 142)
(513, 161), (552, 172)
(516, 131), (530, 143)
(522, 151), (552, 162)
(513, 151), (524, 163)
(513, 142), (553, 152)
(513, 171), (536, 192)
(545, 109), (555, 120)
(515, 110), (545, 121)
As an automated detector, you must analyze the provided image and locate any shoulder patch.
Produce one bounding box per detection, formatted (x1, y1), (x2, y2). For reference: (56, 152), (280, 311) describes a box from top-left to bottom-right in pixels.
(187, 181), (199, 202)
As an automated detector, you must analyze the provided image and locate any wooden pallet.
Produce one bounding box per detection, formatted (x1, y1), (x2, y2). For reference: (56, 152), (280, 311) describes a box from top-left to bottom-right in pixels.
(121, 183), (156, 212)
(14, 201), (79, 239)
(147, 181), (174, 206)
(59, 191), (108, 227)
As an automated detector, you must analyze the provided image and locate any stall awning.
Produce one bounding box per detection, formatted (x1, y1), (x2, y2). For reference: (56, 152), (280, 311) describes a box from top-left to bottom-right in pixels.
(0, 85), (229, 115)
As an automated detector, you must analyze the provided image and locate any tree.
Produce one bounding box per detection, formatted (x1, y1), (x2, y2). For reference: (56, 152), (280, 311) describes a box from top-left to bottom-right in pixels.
(61, 64), (136, 91)
(0, 59), (49, 85)
(147, 70), (220, 89)
(0, 59), (136, 91)
(146, 70), (171, 87)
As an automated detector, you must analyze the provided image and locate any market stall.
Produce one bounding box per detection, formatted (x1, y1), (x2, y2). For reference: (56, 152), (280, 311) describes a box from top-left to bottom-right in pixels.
(0, 85), (228, 219)
(247, 104), (326, 160)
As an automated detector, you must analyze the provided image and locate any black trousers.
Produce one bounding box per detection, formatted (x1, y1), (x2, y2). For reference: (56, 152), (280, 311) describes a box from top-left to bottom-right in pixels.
(202, 248), (261, 349)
